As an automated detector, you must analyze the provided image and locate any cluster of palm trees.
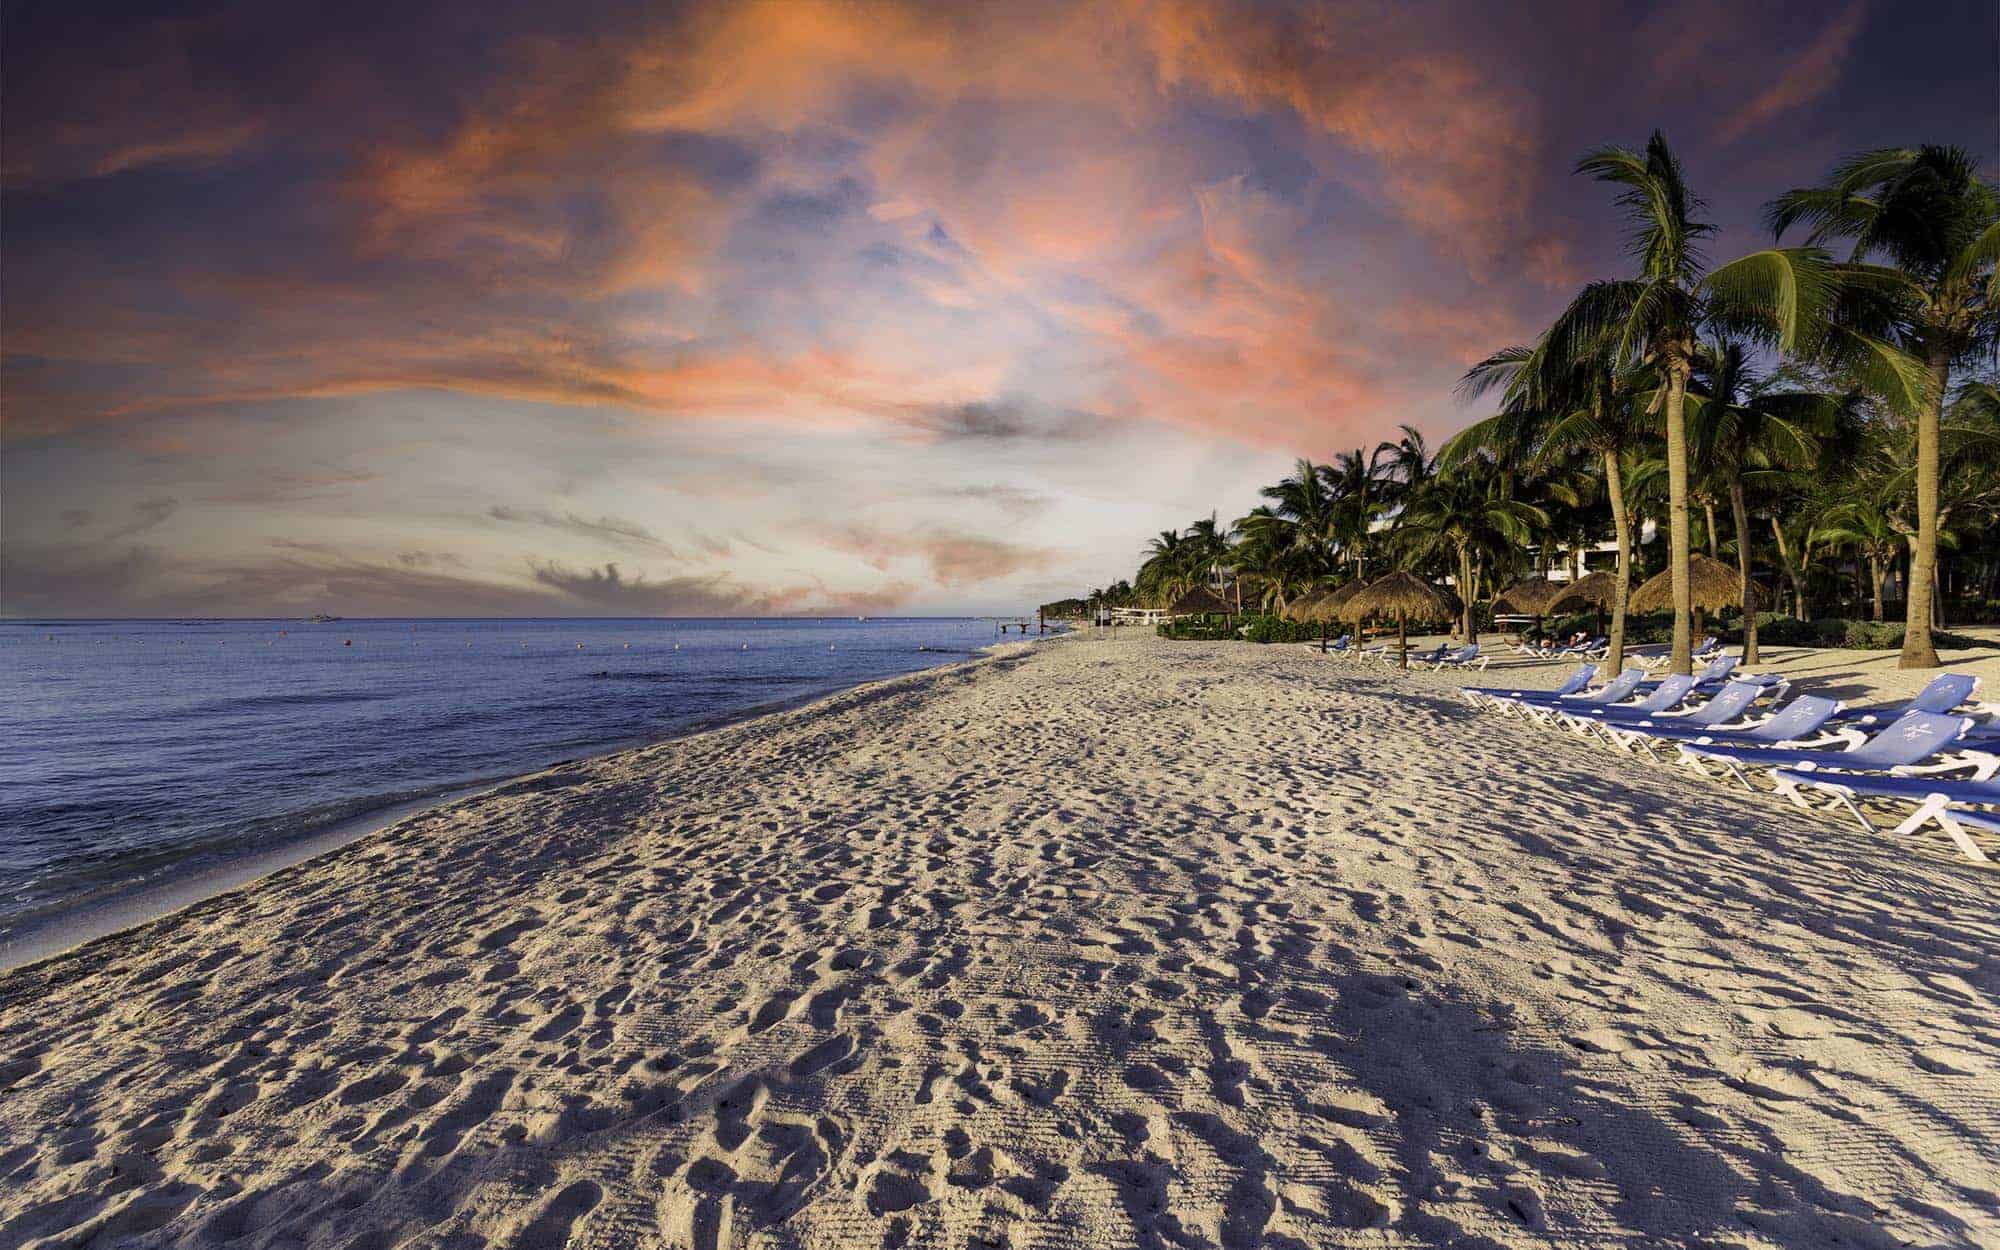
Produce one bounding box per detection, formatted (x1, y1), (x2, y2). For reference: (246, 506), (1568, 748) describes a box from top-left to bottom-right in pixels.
(1085, 138), (1999, 674)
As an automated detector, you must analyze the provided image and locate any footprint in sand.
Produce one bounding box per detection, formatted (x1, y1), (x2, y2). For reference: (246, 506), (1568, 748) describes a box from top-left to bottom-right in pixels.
(503, 1179), (601, 1250)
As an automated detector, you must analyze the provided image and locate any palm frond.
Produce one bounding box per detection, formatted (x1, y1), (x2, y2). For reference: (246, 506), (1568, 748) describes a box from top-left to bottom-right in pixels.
(1702, 248), (1837, 350)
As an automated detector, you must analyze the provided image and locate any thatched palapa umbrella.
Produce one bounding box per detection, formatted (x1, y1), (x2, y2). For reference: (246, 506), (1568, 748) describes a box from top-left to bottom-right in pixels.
(1282, 584), (1353, 652)
(1494, 576), (1564, 644)
(1338, 571), (1459, 670)
(1280, 587), (1330, 623)
(1546, 569), (1619, 637)
(1628, 554), (1765, 615)
(1169, 586), (1235, 619)
(1629, 555), (1764, 645)
(1320, 579), (1368, 615)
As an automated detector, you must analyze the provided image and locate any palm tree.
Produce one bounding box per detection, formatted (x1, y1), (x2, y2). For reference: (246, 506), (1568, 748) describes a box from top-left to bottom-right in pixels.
(1452, 337), (1653, 670)
(1394, 464), (1549, 643)
(1814, 493), (1902, 621)
(1766, 145), (1999, 666)
(1324, 449), (1385, 579)
(1230, 506), (1319, 610)
(1256, 460), (1342, 578)
(1184, 514), (1231, 596)
(1554, 131), (1843, 674)
(1687, 339), (1841, 664)
(1372, 425), (1434, 507)
(1135, 529), (1191, 606)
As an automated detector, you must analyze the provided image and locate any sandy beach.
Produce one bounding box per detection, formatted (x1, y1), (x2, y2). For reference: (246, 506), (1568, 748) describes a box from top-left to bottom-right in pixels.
(3, 635), (1997, 1249)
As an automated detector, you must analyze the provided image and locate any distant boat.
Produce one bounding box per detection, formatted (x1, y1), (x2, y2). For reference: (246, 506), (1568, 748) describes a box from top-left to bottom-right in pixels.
(307, 613), (341, 623)
(856, 615), (868, 622)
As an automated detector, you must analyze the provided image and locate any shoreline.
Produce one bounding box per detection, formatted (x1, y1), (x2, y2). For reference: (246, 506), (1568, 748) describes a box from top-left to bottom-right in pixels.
(0, 637), (1038, 977)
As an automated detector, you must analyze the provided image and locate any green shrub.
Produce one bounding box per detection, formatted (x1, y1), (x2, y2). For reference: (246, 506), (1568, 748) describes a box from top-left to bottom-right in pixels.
(1157, 613), (1329, 643)
(1242, 615), (1326, 644)
(1157, 617), (1242, 641)
(1844, 620), (1906, 649)
(1751, 614), (1848, 646)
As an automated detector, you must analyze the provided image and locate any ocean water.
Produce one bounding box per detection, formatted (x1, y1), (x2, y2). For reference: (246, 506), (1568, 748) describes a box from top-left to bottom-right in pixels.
(0, 617), (1005, 942)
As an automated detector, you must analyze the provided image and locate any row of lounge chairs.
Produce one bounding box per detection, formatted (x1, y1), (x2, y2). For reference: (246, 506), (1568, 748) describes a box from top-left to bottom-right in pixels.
(1317, 635), (1490, 670)
(1463, 661), (1998, 861)
(1512, 633), (1724, 670)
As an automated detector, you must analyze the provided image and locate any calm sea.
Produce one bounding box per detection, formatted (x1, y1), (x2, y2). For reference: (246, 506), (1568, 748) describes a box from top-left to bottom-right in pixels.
(0, 617), (1005, 943)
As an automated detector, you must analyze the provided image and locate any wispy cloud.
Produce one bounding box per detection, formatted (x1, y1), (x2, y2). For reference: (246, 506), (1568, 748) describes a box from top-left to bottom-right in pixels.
(103, 497), (179, 540)
(1717, 1), (1869, 143)
(488, 506), (681, 556)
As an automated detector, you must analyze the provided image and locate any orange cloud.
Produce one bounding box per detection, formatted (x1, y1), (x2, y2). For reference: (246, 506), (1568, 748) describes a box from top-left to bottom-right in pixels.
(4, 0), (1550, 464)
(827, 525), (1060, 588)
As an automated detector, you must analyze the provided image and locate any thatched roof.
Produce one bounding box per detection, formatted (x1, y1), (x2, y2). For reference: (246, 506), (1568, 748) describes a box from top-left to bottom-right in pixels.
(1337, 571), (1459, 624)
(1169, 586), (1236, 616)
(1628, 555), (1765, 614)
(1494, 576), (1565, 615)
(1280, 587), (1336, 623)
(1321, 579), (1368, 612)
(1545, 570), (1618, 613)
(1281, 581), (1364, 624)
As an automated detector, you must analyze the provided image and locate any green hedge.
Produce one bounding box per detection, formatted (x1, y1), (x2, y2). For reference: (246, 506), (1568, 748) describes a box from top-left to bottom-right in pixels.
(1157, 613), (1329, 643)
(1750, 614), (1849, 647)
(1243, 615), (1328, 644)
(1157, 617), (1242, 641)
(1843, 620), (1905, 649)
(1744, 613), (1990, 651)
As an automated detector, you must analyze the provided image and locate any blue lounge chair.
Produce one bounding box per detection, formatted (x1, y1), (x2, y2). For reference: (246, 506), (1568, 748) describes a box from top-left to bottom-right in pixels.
(1637, 636), (1718, 669)
(1635, 653), (1733, 687)
(1432, 644), (1487, 671)
(1772, 771), (2000, 861)
(1594, 679), (1768, 753)
(1558, 673), (1699, 737)
(1547, 635), (1604, 660)
(1465, 663), (1595, 710)
(1833, 673), (1982, 726)
(1358, 639), (1446, 665)
(1681, 710), (1975, 789)
(1619, 694), (1847, 762)
(1502, 669), (1650, 724)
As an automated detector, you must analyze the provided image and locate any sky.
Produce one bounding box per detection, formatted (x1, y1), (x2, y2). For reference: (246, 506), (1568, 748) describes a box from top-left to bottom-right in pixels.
(3, 0), (1995, 618)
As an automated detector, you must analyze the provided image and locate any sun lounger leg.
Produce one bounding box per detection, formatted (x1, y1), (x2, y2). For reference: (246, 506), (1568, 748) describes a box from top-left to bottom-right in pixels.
(1893, 795), (1992, 862)
(1934, 811), (1992, 862)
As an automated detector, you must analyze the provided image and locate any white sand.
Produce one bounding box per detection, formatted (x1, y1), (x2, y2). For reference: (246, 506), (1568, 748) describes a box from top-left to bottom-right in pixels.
(3, 635), (1997, 1248)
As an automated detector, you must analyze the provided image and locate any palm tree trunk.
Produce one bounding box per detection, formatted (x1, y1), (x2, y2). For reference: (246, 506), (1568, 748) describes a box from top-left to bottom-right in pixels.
(1900, 350), (1948, 668)
(1704, 501), (1719, 560)
(1663, 364), (1695, 675)
(1869, 553), (1884, 621)
(1458, 544), (1477, 644)
(1603, 450), (1632, 672)
(1728, 477), (1758, 665)
(1770, 517), (1810, 621)
(1397, 614), (1408, 671)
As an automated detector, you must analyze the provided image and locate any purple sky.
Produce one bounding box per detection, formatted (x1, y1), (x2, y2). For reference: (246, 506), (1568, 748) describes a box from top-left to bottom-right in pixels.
(4, 0), (1994, 616)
